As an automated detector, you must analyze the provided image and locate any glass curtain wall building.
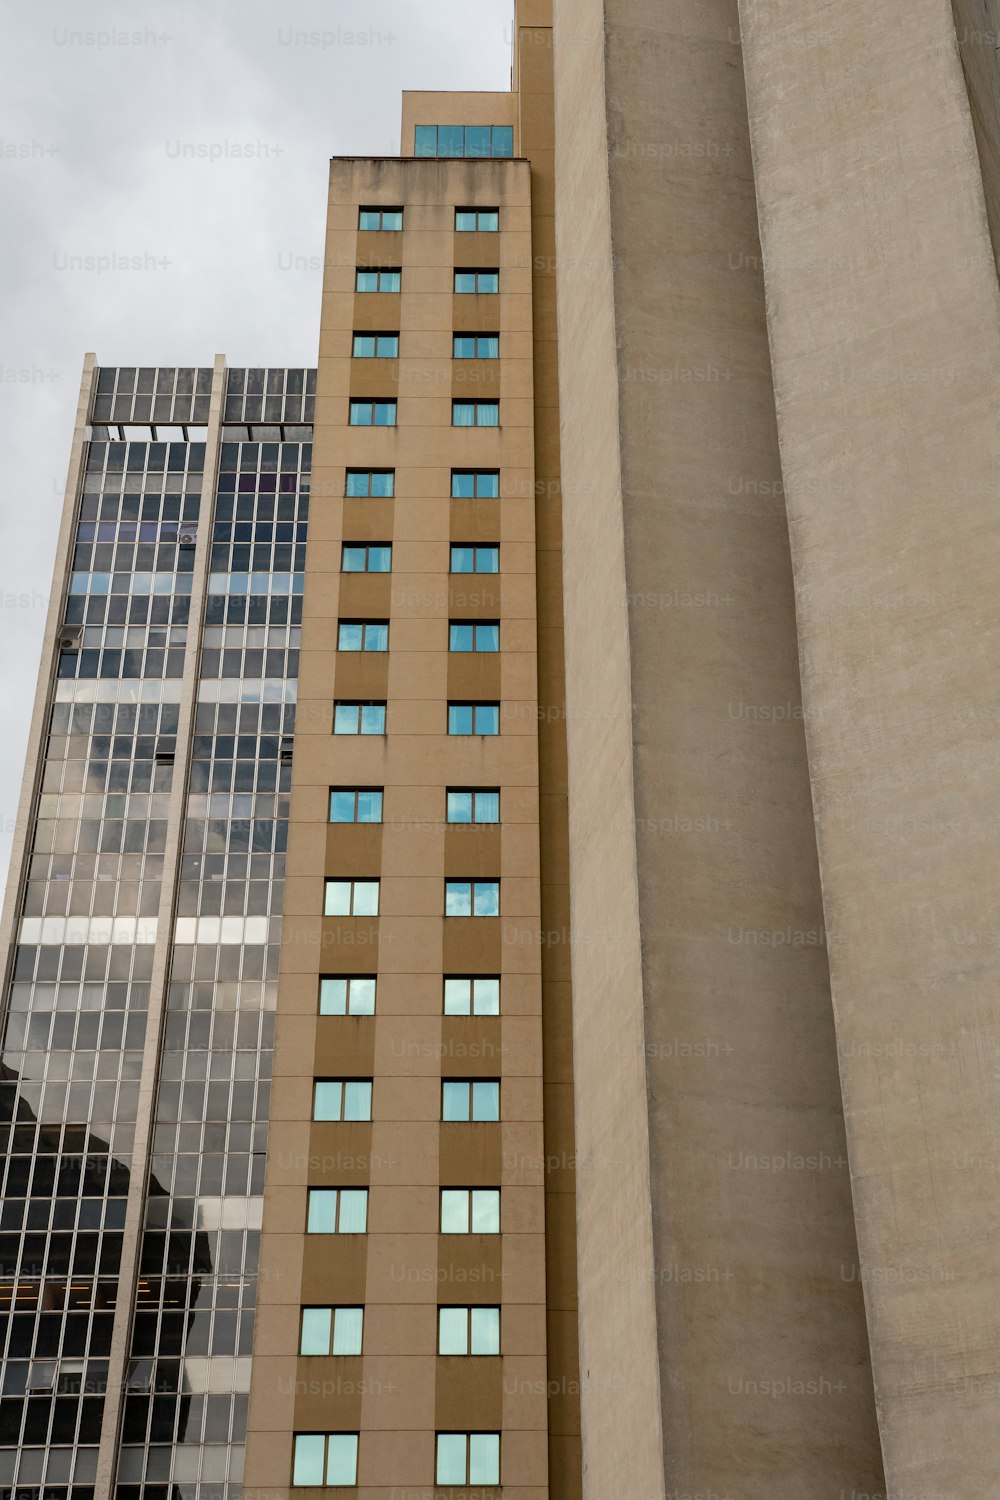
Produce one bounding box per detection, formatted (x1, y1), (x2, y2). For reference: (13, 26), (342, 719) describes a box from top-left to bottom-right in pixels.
(0, 363), (313, 1500)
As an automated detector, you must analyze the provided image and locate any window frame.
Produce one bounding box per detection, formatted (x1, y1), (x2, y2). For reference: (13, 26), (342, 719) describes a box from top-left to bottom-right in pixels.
(352, 332), (400, 359)
(348, 399), (397, 427)
(341, 542), (392, 574)
(345, 469), (395, 498)
(437, 1305), (502, 1356)
(306, 1187), (369, 1234)
(447, 701), (500, 736)
(328, 787), (383, 824)
(454, 269), (500, 295)
(452, 333), (500, 360)
(319, 975), (377, 1015)
(354, 267), (401, 292)
(444, 879), (501, 918)
(446, 788), (500, 824)
(358, 206), (403, 231)
(300, 1306), (366, 1357)
(443, 976), (501, 1016)
(414, 124), (513, 159)
(442, 1079), (501, 1123)
(337, 620), (389, 652)
(313, 1079), (374, 1123)
(323, 879), (380, 917)
(333, 701), (387, 736)
(292, 1432), (360, 1487)
(450, 544), (499, 574)
(452, 401), (500, 428)
(448, 620), (500, 653)
(440, 1187), (501, 1234)
(455, 207), (500, 232)
(451, 469), (500, 499)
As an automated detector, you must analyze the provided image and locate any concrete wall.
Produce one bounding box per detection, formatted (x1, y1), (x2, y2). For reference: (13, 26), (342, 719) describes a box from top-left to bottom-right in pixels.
(739, 0), (1000, 1492)
(554, 0), (883, 1493)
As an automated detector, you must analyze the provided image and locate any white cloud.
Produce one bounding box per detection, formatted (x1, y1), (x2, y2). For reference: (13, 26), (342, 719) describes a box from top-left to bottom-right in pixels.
(0, 0), (514, 883)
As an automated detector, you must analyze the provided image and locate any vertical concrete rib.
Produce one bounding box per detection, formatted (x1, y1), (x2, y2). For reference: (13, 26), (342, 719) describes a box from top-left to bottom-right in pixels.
(0, 355), (96, 982)
(738, 0), (1000, 1489)
(555, 0), (883, 1493)
(93, 355), (227, 1499)
(551, 5), (666, 1495)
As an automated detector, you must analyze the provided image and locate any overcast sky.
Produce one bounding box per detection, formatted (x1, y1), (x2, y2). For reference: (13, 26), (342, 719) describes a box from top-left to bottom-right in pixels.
(0, 0), (514, 883)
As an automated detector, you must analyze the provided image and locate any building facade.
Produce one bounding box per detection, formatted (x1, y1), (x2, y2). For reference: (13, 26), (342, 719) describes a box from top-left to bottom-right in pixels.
(9, 0), (1000, 1495)
(0, 361), (312, 1500)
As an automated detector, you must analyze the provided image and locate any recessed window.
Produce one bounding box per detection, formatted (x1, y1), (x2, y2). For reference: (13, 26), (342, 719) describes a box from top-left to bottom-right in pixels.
(301, 1306), (365, 1356)
(349, 399), (396, 427)
(440, 1188), (500, 1234)
(453, 334), (499, 360)
(452, 470), (499, 499)
(453, 401), (499, 428)
(324, 879), (380, 917)
(456, 208), (500, 232)
(355, 267), (401, 292)
(442, 1080), (500, 1122)
(359, 207), (403, 231)
(338, 620), (388, 652)
(449, 621), (499, 653)
(448, 702), (499, 736)
(352, 332), (399, 359)
(320, 975), (377, 1015)
(293, 1433), (359, 1486)
(414, 124), (513, 159)
(444, 976), (500, 1015)
(345, 469), (394, 497)
(454, 269), (499, 295)
(447, 789), (499, 824)
(438, 1306), (501, 1355)
(445, 879), (500, 917)
(334, 702), (387, 735)
(451, 544), (498, 574)
(329, 789), (383, 824)
(306, 1188), (369, 1234)
(314, 1080), (373, 1122)
(342, 542), (391, 573)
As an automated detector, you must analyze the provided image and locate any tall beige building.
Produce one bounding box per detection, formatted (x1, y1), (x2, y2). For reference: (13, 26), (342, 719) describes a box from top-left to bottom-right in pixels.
(5, 0), (1000, 1496)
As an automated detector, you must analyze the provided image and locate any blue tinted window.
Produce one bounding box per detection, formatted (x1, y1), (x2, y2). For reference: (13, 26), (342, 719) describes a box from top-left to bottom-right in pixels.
(346, 470), (394, 497)
(415, 126), (513, 159)
(439, 125), (465, 157)
(466, 125), (491, 157)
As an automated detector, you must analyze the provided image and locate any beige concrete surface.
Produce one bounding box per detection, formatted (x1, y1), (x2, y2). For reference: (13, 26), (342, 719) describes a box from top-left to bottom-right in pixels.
(554, 0), (883, 1494)
(740, 0), (1000, 1492)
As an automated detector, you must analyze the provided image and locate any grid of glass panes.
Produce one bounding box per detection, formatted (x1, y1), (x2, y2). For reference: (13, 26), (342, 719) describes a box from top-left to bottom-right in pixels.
(91, 368), (213, 427)
(0, 682), (179, 1488)
(223, 369), (316, 426)
(413, 125), (513, 158)
(201, 441), (308, 681)
(115, 434), (305, 1500)
(61, 440), (203, 681)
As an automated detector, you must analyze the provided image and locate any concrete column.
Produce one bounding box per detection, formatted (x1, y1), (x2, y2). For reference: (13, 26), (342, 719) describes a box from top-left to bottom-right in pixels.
(0, 355), (96, 981)
(94, 355), (227, 1498)
(553, 0), (883, 1493)
(738, 0), (1000, 1490)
